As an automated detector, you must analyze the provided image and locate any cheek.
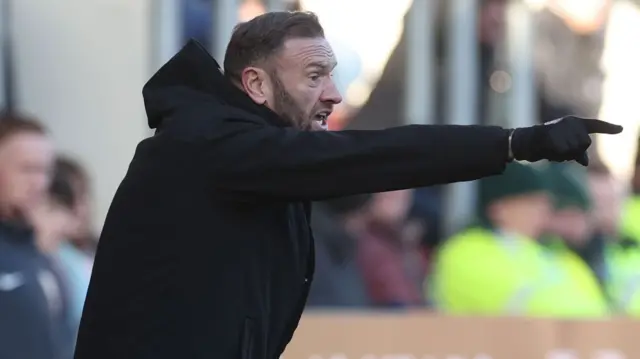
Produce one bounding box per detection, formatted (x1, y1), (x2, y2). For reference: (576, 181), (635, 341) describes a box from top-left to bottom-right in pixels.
(0, 170), (26, 198)
(293, 85), (320, 111)
(563, 214), (589, 236)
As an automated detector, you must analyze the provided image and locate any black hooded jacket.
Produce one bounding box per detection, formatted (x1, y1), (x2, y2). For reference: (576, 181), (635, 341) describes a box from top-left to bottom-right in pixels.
(74, 40), (511, 359)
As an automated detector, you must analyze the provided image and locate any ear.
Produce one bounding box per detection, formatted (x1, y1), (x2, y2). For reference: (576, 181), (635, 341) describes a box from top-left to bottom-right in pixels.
(240, 67), (271, 105)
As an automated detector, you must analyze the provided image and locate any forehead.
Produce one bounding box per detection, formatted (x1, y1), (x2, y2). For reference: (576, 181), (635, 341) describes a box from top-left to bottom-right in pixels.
(275, 37), (337, 69)
(0, 132), (53, 159)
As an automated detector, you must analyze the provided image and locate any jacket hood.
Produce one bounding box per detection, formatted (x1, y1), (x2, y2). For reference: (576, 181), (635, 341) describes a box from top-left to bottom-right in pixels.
(142, 39), (285, 129)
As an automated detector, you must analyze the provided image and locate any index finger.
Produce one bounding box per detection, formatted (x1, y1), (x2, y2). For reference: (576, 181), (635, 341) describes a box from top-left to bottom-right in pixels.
(583, 118), (624, 134)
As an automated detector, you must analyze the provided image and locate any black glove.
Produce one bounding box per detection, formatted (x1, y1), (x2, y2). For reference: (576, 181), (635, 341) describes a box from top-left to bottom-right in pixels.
(510, 116), (623, 166)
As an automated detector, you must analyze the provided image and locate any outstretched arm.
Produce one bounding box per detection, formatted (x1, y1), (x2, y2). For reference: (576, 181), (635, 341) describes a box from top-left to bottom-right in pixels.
(206, 116), (510, 201)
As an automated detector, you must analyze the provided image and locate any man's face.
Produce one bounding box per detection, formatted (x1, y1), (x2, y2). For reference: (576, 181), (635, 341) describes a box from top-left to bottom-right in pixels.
(0, 132), (54, 215)
(492, 193), (552, 238)
(247, 37), (343, 131)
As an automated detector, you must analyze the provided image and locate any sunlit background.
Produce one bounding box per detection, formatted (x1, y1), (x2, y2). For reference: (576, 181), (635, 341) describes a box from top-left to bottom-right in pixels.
(3, 0), (640, 358)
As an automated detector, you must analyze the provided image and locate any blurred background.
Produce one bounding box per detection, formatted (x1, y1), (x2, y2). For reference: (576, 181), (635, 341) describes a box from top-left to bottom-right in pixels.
(2, 0), (640, 358)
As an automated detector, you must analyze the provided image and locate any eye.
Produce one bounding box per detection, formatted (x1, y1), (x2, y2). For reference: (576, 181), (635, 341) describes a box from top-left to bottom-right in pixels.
(309, 73), (320, 82)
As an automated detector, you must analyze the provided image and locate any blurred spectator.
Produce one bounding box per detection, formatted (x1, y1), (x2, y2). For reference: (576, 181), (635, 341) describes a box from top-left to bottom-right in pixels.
(357, 190), (428, 308)
(30, 155), (89, 331)
(542, 164), (596, 268)
(431, 162), (606, 317)
(55, 156), (97, 256)
(588, 161), (624, 240)
(0, 112), (74, 359)
(48, 157), (94, 331)
(539, 163), (609, 315)
(30, 158), (77, 255)
(347, 0), (507, 131)
(587, 161), (640, 315)
(621, 139), (640, 243)
(181, 0), (214, 50)
(431, 163), (551, 315)
(534, 0), (611, 119)
(307, 195), (372, 308)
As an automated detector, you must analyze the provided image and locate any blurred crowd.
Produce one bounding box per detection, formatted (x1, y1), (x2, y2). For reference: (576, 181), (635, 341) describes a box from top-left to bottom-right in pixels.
(305, 0), (640, 316)
(0, 113), (96, 358)
(2, 0), (640, 358)
(307, 157), (640, 317)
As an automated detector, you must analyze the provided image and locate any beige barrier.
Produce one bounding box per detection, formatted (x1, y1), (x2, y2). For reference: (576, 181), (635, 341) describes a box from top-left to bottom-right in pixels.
(282, 312), (640, 359)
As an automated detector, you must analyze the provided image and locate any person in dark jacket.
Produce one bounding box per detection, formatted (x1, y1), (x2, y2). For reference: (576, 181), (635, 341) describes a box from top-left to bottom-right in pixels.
(306, 195), (372, 308)
(0, 112), (74, 359)
(74, 11), (622, 359)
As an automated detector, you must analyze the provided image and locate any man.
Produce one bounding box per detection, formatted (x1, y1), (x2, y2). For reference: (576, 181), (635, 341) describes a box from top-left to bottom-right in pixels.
(621, 138), (640, 242)
(535, 0), (611, 120)
(74, 11), (622, 359)
(543, 164), (593, 252)
(587, 161), (640, 315)
(31, 156), (94, 332)
(55, 156), (97, 256)
(306, 195), (372, 308)
(0, 112), (75, 359)
(48, 157), (95, 328)
(539, 163), (609, 315)
(431, 163), (554, 315)
(357, 190), (428, 307)
(347, 0), (508, 131)
(432, 162), (606, 317)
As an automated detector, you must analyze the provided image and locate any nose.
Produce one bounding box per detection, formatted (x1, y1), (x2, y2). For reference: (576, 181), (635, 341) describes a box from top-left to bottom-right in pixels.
(321, 78), (343, 105)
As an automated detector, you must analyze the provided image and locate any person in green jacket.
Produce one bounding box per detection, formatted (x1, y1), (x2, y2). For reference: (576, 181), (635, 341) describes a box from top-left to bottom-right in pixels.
(587, 161), (640, 315)
(539, 163), (609, 317)
(621, 143), (640, 243)
(431, 162), (604, 317)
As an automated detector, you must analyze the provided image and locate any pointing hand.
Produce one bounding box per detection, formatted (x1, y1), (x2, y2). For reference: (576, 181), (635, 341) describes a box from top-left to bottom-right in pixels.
(510, 116), (623, 166)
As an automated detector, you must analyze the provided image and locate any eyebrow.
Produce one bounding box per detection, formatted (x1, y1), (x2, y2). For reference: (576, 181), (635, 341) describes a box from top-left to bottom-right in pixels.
(306, 60), (338, 71)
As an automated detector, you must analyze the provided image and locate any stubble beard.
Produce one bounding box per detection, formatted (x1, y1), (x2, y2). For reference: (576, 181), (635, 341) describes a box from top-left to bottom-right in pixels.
(270, 74), (312, 131)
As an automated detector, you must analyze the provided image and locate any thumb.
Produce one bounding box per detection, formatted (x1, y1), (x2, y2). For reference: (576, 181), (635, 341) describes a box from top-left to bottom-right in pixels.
(581, 118), (624, 134)
(576, 152), (589, 167)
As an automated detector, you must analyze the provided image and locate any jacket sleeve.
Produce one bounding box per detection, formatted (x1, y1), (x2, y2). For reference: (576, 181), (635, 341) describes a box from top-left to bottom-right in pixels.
(205, 117), (510, 201)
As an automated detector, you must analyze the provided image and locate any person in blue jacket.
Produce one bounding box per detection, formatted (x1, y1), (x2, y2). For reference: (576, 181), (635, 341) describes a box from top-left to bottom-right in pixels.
(0, 113), (74, 359)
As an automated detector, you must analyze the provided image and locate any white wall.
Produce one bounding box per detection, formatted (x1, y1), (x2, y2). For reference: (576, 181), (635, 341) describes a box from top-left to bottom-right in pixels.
(11, 0), (153, 231)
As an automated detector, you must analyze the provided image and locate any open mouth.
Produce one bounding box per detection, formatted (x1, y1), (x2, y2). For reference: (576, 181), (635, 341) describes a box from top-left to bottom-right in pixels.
(314, 111), (331, 129)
